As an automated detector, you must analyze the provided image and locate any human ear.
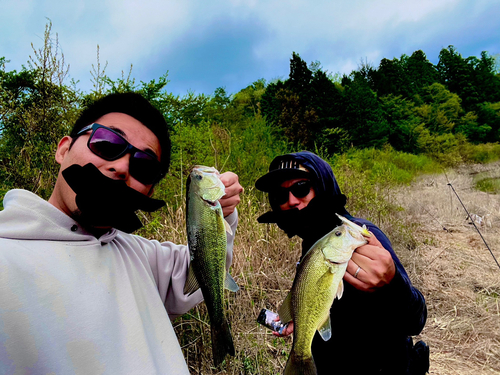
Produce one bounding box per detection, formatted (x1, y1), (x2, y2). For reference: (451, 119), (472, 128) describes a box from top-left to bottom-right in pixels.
(54, 136), (73, 165)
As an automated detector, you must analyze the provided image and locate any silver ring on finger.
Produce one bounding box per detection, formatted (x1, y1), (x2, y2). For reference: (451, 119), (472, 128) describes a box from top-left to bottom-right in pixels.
(354, 266), (362, 279)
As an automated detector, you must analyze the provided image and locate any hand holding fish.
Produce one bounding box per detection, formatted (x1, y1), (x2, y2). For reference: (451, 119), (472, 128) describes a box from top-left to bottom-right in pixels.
(219, 172), (244, 217)
(345, 233), (396, 292)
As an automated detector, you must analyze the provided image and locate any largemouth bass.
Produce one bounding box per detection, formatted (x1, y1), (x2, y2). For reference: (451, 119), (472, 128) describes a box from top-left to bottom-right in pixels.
(184, 165), (239, 366)
(278, 214), (370, 375)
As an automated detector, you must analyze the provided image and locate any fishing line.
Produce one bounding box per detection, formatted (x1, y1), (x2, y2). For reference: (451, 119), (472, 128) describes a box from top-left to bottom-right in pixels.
(447, 182), (500, 272)
(422, 206), (449, 232)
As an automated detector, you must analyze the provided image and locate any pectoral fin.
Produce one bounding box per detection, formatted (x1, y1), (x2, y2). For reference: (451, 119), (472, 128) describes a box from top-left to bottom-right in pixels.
(224, 271), (239, 292)
(183, 265), (200, 296)
(317, 315), (332, 341)
(336, 279), (344, 300)
(216, 207), (233, 235)
(278, 292), (293, 324)
(224, 219), (233, 235)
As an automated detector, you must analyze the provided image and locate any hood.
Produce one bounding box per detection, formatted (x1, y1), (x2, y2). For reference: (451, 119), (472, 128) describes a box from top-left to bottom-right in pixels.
(0, 189), (117, 243)
(283, 151), (346, 207)
(257, 151), (348, 212)
(257, 151), (349, 245)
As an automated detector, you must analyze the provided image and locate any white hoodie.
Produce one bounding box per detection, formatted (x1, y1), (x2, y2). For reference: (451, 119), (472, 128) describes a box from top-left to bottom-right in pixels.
(0, 189), (237, 375)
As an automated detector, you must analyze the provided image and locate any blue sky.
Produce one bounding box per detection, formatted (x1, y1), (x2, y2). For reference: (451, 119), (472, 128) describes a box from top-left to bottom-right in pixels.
(1, 0), (499, 97)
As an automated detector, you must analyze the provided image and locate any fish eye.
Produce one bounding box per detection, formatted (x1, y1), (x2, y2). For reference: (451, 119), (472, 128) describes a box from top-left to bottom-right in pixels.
(195, 175), (203, 180)
(335, 230), (342, 236)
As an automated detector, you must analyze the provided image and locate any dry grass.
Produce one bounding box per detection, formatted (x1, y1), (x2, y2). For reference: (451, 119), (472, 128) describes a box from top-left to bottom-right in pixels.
(394, 161), (500, 375)
(160, 162), (500, 374)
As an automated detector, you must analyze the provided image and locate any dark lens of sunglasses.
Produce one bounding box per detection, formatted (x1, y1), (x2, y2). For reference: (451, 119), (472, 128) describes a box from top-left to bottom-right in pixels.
(90, 127), (160, 185)
(290, 181), (311, 198)
(89, 128), (128, 160)
(272, 181), (311, 205)
(129, 152), (161, 185)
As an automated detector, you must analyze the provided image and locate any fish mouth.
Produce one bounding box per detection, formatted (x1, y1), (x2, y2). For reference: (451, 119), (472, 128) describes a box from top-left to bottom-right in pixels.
(327, 259), (345, 265)
(336, 214), (371, 237)
(203, 198), (218, 206)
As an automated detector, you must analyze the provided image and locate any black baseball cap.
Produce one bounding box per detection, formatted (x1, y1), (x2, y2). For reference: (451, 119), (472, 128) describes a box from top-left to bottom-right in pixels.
(255, 156), (311, 192)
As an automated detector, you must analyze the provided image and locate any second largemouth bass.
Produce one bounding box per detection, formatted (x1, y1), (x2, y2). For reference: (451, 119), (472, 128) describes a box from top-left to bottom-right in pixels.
(279, 214), (371, 375)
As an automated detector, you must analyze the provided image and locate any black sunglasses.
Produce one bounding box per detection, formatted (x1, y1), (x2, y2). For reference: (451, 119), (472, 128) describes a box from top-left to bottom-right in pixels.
(270, 180), (312, 205)
(76, 123), (162, 185)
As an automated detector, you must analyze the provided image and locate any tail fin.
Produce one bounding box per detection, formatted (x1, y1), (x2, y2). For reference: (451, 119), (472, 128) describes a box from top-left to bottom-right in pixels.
(211, 317), (235, 367)
(284, 350), (317, 375)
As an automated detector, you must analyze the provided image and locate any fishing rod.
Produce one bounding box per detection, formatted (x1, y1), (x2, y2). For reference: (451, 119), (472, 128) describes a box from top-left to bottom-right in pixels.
(447, 182), (500, 272)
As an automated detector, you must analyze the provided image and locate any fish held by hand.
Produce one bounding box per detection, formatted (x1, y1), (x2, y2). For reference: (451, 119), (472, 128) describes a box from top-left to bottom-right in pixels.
(278, 214), (370, 375)
(184, 165), (239, 367)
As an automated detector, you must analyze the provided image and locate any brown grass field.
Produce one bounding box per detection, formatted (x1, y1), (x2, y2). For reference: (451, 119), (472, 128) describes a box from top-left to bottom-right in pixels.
(162, 161), (500, 374)
(395, 162), (500, 374)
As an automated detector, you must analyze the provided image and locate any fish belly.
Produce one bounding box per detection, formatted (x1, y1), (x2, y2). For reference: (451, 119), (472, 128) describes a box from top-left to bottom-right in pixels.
(188, 200), (227, 322)
(187, 195), (234, 366)
(292, 250), (346, 359)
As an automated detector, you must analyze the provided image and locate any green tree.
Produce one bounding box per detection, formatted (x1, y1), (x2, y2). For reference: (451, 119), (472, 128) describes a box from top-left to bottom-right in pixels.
(415, 129), (462, 166)
(474, 51), (500, 104)
(0, 21), (80, 198)
(232, 79), (266, 117)
(288, 52), (313, 98)
(437, 46), (492, 110)
(402, 50), (439, 98)
(341, 72), (389, 148)
(475, 101), (500, 142)
(275, 87), (319, 146)
(261, 53), (348, 149)
(310, 70), (343, 126)
(416, 83), (462, 134)
(380, 95), (422, 153)
(454, 110), (491, 143)
(260, 79), (286, 127)
(371, 57), (405, 97)
(260, 53), (319, 147)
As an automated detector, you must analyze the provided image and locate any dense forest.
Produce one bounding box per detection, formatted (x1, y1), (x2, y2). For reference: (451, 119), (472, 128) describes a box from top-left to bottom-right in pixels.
(261, 49), (500, 153)
(1, 22), (499, 203)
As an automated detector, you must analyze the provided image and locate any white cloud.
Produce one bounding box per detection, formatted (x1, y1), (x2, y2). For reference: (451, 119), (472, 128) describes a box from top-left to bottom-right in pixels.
(1, 0), (499, 94)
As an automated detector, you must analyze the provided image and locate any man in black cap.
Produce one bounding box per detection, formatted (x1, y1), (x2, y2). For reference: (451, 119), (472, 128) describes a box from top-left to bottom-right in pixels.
(256, 151), (429, 375)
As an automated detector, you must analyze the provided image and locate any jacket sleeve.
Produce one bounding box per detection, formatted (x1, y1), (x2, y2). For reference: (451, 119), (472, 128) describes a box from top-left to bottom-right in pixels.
(148, 209), (238, 319)
(360, 220), (427, 336)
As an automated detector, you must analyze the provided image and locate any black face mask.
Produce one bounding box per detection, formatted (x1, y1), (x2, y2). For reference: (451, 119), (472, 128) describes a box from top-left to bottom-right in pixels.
(62, 163), (166, 233)
(257, 194), (346, 251)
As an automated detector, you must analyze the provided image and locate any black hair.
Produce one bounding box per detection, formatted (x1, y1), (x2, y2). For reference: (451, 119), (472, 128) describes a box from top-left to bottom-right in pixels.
(70, 92), (171, 182)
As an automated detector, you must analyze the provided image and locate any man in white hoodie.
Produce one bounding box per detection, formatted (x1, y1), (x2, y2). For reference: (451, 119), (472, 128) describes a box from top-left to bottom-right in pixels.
(0, 93), (243, 374)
